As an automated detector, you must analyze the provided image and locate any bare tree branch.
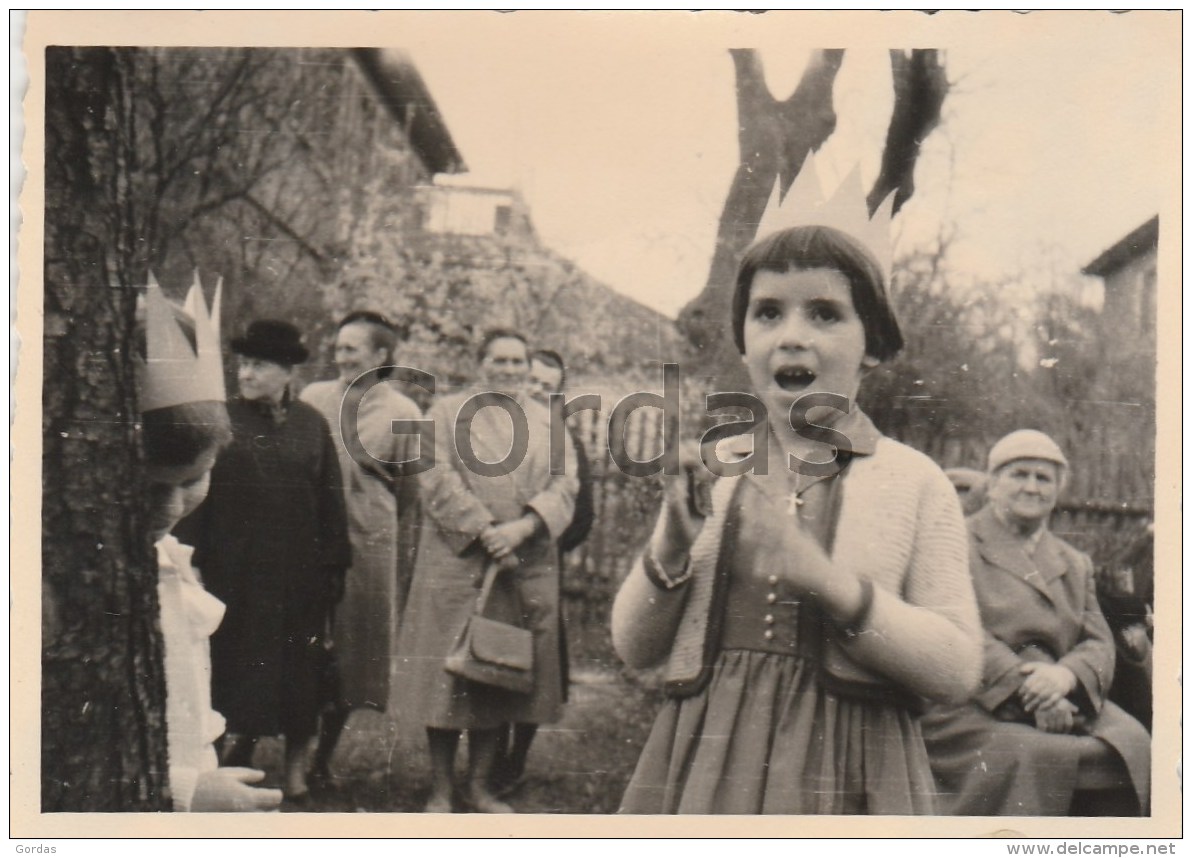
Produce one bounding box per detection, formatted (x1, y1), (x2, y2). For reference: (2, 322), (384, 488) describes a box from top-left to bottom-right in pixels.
(867, 49), (949, 215)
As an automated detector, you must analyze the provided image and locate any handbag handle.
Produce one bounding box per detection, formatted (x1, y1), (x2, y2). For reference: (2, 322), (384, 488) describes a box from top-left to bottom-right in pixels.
(473, 562), (504, 615)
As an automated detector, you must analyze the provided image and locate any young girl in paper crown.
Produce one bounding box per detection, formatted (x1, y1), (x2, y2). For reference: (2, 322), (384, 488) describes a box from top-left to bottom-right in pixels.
(139, 276), (282, 812)
(612, 162), (983, 814)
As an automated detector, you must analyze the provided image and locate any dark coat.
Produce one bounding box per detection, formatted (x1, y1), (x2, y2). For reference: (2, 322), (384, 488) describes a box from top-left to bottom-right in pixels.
(557, 425), (594, 554)
(183, 395), (350, 739)
(554, 422), (596, 702)
(921, 506), (1150, 815)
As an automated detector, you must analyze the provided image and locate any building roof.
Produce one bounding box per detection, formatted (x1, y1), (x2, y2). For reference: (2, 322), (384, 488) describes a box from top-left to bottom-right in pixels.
(1081, 215), (1159, 278)
(352, 48), (466, 176)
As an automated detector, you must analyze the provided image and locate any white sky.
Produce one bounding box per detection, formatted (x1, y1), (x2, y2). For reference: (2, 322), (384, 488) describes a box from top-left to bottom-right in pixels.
(394, 11), (1176, 319)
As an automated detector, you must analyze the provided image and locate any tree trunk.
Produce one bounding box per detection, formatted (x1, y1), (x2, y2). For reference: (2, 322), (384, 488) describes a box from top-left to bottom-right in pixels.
(676, 49), (948, 392)
(42, 46), (169, 812)
(677, 48), (844, 393)
(868, 50), (949, 216)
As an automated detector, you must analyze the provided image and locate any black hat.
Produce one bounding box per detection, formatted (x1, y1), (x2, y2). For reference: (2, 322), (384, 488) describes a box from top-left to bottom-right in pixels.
(230, 319), (309, 366)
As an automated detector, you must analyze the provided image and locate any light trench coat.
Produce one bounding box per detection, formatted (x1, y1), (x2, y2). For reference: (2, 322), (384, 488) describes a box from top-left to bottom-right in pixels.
(395, 389), (578, 730)
(301, 377), (422, 710)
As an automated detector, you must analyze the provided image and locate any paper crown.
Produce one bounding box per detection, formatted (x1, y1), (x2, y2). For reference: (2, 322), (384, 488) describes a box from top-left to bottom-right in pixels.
(136, 271), (226, 412)
(754, 152), (895, 284)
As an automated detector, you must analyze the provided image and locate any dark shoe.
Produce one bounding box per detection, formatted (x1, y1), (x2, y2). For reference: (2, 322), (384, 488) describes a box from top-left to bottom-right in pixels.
(492, 771), (527, 799)
(307, 765), (339, 796)
(221, 734), (258, 768)
(490, 754), (526, 799)
(281, 791), (312, 812)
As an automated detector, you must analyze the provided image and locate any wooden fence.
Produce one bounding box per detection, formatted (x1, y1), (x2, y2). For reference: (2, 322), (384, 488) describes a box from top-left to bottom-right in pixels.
(560, 406), (1153, 663)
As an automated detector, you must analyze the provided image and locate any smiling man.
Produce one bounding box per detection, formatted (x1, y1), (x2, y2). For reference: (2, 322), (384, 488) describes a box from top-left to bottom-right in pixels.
(300, 311), (423, 790)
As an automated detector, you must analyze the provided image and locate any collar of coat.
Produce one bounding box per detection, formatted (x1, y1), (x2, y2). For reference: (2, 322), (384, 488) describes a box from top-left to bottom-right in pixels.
(236, 390), (292, 425)
(968, 504), (1074, 604)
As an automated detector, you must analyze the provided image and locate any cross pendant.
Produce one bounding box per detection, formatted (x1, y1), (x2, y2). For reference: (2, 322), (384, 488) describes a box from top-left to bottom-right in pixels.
(787, 493), (803, 516)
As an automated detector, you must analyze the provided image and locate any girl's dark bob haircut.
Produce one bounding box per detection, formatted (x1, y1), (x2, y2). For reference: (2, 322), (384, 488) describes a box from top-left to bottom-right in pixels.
(142, 400), (232, 467)
(731, 224), (904, 362)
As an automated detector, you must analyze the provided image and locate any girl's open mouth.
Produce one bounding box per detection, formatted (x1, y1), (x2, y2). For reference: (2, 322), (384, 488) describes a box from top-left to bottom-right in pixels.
(775, 367), (816, 391)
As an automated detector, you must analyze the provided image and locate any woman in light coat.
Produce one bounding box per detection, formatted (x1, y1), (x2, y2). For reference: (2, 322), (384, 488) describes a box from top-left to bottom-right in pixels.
(395, 329), (577, 813)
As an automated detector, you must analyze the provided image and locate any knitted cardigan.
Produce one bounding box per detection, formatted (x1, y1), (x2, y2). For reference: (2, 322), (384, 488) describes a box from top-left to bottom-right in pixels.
(611, 437), (982, 705)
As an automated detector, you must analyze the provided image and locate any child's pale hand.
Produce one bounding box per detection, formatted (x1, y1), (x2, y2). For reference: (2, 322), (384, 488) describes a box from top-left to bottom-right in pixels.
(1018, 662), (1077, 712)
(190, 767), (284, 812)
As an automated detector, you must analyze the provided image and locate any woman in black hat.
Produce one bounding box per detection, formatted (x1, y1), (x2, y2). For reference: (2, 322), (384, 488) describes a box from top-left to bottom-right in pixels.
(179, 319), (351, 805)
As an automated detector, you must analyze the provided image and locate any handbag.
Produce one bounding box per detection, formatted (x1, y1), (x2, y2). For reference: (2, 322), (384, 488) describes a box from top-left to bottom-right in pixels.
(444, 562), (535, 694)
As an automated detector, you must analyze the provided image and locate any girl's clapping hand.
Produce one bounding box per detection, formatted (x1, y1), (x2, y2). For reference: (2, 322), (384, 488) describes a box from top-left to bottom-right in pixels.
(747, 493), (832, 593)
(655, 442), (709, 563)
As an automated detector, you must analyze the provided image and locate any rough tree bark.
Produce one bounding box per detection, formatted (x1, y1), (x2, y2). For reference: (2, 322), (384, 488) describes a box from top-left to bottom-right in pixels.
(42, 46), (169, 812)
(676, 49), (948, 392)
(677, 48), (844, 392)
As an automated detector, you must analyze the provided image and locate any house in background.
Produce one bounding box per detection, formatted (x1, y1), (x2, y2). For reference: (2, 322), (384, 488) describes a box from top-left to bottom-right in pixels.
(1052, 215), (1161, 542)
(1082, 215), (1159, 360)
(150, 46), (466, 339)
(417, 183), (537, 240)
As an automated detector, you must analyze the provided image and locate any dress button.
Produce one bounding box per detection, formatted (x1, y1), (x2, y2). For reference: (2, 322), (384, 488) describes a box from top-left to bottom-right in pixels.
(763, 629), (775, 641)
(764, 614), (775, 624)
(766, 593), (777, 604)
(767, 574), (779, 586)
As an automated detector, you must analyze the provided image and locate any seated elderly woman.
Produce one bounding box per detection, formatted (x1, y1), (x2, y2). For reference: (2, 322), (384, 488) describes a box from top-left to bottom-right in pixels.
(922, 430), (1150, 816)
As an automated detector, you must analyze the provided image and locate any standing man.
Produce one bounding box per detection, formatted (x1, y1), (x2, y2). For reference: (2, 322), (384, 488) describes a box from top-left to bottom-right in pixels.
(395, 329), (578, 813)
(492, 349), (596, 796)
(183, 319), (350, 805)
(300, 311), (422, 787)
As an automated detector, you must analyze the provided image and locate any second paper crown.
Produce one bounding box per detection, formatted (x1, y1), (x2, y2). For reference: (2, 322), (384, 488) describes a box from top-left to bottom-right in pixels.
(137, 271), (226, 412)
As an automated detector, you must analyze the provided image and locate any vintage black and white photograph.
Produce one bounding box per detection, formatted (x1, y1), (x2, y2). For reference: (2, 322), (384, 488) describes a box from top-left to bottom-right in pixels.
(15, 9), (1180, 839)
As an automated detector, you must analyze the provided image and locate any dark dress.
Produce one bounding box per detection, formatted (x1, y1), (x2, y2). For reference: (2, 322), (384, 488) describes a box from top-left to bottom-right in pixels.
(183, 395), (350, 740)
(556, 423), (595, 702)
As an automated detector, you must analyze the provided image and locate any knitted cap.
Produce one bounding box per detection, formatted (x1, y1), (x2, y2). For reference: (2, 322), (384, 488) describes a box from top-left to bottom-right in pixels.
(987, 429), (1068, 474)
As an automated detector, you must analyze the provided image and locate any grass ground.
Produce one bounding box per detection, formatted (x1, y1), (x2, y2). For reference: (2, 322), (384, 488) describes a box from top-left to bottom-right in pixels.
(252, 667), (662, 814)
